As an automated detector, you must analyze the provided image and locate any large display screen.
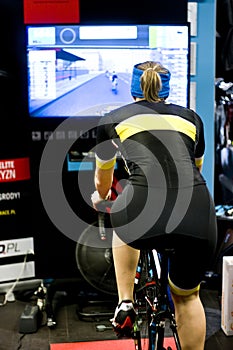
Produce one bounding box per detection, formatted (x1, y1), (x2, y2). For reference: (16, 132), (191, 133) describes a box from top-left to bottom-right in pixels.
(26, 24), (190, 118)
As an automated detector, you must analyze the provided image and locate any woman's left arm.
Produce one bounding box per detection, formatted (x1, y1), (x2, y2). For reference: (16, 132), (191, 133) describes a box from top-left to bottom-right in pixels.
(94, 165), (115, 200)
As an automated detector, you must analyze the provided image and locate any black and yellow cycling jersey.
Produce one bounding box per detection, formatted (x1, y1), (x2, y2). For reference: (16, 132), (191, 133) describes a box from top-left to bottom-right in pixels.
(95, 100), (205, 189)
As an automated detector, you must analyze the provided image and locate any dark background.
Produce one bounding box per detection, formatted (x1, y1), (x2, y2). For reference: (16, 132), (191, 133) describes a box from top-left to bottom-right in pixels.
(0, 0), (231, 280)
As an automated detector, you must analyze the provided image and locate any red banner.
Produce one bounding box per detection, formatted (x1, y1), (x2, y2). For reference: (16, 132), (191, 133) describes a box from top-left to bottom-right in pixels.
(23, 0), (80, 24)
(0, 158), (31, 183)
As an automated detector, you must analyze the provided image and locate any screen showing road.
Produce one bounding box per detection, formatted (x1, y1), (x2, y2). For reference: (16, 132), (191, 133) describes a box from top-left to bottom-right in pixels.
(26, 24), (190, 118)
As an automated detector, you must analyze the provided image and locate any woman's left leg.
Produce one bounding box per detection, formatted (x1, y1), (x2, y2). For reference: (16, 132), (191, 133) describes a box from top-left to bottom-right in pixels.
(112, 231), (140, 303)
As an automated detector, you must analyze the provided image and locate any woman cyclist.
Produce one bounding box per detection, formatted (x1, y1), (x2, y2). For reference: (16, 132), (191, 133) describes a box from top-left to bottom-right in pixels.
(91, 61), (217, 350)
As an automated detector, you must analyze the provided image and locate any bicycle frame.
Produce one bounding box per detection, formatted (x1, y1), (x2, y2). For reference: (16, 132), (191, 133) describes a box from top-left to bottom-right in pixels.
(133, 249), (182, 350)
(93, 201), (182, 349)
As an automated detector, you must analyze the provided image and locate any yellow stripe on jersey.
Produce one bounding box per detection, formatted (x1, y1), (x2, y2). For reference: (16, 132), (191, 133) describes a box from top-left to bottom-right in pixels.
(95, 155), (116, 170)
(115, 114), (196, 142)
(195, 156), (204, 167)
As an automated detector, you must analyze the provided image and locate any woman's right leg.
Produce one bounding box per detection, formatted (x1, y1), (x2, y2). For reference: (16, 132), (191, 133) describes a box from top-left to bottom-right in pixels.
(167, 234), (212, 350)
(171, 289), (206, 350)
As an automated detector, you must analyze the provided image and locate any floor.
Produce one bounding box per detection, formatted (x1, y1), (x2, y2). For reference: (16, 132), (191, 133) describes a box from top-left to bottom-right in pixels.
(0, 277), (233, 350)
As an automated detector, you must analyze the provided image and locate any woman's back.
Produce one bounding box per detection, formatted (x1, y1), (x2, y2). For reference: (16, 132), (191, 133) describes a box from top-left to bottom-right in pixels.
(103, 100), (206, 189)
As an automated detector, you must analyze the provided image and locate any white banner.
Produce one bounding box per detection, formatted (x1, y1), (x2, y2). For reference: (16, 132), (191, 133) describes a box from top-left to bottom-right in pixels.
(0, 261), (35, 282)
(0, 237), (34, 258)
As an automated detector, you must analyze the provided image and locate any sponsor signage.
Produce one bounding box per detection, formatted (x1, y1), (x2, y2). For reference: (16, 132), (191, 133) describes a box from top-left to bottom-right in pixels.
(0, 238), (35, 282)
(0, 237), (34, 258)
(23, 0), (80, 24)
(0, 158), (30, 183)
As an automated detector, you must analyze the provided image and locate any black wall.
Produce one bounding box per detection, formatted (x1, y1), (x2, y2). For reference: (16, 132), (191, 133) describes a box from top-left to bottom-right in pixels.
(216, 0), (233, 82)
(0, 0), (28, 158)
(0, 0), (189, 279)
(79, 0), (187, 24)
(0, 1), (32, 248)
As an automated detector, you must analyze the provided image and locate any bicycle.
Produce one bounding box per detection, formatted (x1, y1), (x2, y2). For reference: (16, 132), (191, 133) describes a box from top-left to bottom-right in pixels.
(132, 247), (182, 350)
(76, 199), (182, 349)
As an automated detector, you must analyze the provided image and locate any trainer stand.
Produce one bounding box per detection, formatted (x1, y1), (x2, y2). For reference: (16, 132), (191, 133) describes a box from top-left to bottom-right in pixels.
(75, 214), (119, 322)
(76, 293), (117, 322)
(74, 212), (149, 325)
(43, 275), (117, 325)
(43, 277), (86, 328)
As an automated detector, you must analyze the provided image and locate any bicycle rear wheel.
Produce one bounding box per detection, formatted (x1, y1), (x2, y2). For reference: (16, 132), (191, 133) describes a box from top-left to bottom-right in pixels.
(76, 221), (117, 295)
(76, 221), (148, 296)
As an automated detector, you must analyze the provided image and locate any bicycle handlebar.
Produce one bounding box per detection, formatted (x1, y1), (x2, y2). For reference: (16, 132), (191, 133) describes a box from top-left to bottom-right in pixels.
(95, 199), (114, 212)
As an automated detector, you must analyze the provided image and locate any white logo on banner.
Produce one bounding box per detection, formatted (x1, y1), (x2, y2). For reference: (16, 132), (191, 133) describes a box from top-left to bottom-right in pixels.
(0, 237), (34, 258)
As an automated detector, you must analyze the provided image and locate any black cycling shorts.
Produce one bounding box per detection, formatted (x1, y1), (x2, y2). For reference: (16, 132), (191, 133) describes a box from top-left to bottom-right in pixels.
(110, 183), (217, 291)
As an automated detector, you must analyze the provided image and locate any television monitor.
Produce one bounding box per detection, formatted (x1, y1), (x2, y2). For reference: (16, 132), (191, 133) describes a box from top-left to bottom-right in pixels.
(26, 24), (190, 118)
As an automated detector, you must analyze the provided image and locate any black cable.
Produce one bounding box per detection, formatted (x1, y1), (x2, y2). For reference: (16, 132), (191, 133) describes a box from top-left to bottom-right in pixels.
(16, 333), (26, 350)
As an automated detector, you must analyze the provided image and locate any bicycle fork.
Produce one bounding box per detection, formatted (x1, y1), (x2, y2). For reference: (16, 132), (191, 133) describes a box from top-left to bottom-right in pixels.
(146, 294), (182, 350)
(151, 310), (182, 350)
